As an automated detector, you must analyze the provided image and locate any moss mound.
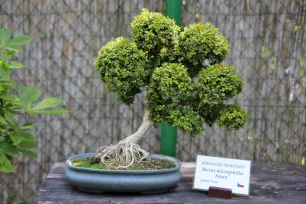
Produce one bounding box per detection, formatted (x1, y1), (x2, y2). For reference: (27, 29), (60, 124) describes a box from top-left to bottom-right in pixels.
(72, 156), (176, 170)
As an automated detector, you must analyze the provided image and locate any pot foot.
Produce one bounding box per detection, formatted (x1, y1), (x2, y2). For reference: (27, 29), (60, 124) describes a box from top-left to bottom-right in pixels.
(141, 189), (169, 194)
(77, 187), (105, 194)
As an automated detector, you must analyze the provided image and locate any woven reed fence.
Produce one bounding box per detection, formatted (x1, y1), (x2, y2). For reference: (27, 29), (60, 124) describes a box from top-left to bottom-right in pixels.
(0, 0), (305, 203)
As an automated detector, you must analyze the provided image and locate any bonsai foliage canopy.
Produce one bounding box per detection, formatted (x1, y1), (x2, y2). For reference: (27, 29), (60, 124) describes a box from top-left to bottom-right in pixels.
(94, 8), (247, 136)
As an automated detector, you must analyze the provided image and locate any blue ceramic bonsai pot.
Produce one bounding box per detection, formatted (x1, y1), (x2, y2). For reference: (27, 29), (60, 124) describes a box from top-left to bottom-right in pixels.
(65, 153), (182, 194)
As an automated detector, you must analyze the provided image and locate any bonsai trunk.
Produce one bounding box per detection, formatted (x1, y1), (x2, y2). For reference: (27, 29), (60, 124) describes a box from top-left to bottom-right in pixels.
(96, 109), (154, 169)
(120, 109), (153, 143)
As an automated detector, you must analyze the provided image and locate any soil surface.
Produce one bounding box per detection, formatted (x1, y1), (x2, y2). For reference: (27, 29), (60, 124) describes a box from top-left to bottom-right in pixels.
(72, 156), (176, 170)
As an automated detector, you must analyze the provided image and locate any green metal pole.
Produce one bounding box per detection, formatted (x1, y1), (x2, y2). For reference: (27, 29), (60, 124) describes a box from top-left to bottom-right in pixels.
(160, 0), (182, 157)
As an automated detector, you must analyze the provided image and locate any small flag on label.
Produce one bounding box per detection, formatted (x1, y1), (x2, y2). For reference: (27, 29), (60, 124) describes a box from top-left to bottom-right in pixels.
(237, 183), (244, 188)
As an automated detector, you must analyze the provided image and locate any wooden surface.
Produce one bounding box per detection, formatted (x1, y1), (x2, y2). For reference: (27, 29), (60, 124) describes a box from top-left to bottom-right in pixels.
(37, 162), (306, 204)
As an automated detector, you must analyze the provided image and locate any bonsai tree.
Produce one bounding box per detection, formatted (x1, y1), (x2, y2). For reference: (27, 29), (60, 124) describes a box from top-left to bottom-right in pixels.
(0, 28), (68, 172)
(94, 9), (247, 169)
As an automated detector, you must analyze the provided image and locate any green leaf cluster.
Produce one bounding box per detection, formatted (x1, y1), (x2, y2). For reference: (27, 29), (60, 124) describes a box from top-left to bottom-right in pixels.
(190, 64), (244, 126)
(168, 108), (204, 136)
(217, 104), (248, 131)
(94, 10), (247, 137)
(131, 8), (180, 56)
(0, 28), (68, 173)
(147, 63), (193, 106)
(94, 37), (148, 105)
(196, 64), (244, 106)
(178, 23), (230, 77)
(146, 63), (205, 135)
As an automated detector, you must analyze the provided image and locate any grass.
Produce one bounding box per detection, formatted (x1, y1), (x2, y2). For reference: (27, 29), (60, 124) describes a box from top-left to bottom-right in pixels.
(72, 157), (176, 170)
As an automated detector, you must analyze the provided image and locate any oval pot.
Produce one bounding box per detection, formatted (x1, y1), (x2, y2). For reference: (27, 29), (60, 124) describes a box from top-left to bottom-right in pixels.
(65, 153), (182, 194)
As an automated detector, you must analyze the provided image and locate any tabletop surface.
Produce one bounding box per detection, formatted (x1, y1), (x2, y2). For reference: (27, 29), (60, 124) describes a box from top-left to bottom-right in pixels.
(37, 162), (306, 203)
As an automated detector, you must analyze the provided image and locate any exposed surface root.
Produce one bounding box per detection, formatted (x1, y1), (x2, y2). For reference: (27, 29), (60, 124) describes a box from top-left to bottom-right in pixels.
(95, 140), (149, 169)
(94, 109), (153, 169)
(75, 156), (176, 170)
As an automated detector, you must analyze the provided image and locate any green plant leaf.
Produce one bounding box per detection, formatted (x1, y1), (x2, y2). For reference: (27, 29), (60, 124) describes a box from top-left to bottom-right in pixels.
(6, 35), (32, 46)
(0, 79), (14, 86)
(0, 137), (5, 142)
(29, 108), (69, 115)
(3, 45), (21, 52)
(0, 55), (13, 61)
(20, 149), (37, 158)
(8, 62), (24, 69)
(17, 140), (37, 149)
(32, 97), (61, 111)
(0, 116), (8, 125)
(15, 132), (37, 149)
(0, 66), (10, 79)
(10, 132), (22, 145)
(8, 132), (37, 149)
(0, 158), (15, 172)
(0, 151), (6, 164)
(0, 95), (20, 104)
(4, 110), (18, 129)
(20, 123), (34, 130)
(0, 28), (11, 47)
(18, 86), (41, 108)
(0, 142), (19, 156)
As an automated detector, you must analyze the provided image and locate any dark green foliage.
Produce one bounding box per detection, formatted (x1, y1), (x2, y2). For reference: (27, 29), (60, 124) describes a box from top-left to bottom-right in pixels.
(149, 105), (169, 124)
(94, 37), (148, 105)
(0, 28), (68, 173)
(168, 108), (204, 136)
(196, 104), (224, 127)
(193, 64), (244, 126)
(217, 104), (248, 130)
(196, 64), (244, 106)
(146, 63), (204, 136)
(146, 63), (193, 106)
(178, 23), (230, 77)
(95, 9), (247, 137)
(131, 8), (180, 56)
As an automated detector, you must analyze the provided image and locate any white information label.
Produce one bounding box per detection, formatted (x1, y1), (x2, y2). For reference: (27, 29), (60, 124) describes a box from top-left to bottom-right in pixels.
(193, 155), (251, 196)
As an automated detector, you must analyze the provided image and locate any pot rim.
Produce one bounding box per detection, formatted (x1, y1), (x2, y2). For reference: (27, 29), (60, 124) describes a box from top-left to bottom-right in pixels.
(66, 153), (181, 174)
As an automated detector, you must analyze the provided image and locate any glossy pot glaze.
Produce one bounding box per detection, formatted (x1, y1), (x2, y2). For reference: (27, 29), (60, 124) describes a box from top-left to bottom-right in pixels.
(65, 153), (182, 194)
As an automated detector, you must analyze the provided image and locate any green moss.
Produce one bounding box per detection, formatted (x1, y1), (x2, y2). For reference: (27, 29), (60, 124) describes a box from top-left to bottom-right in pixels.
(71, 157), (176, 170)
(72, 158), (106, 170)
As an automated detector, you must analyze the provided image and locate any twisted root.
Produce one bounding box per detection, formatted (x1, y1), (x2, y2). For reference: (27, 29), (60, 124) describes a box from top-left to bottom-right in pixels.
(95, 140), (149, 169)
(95, 109), (153, 169)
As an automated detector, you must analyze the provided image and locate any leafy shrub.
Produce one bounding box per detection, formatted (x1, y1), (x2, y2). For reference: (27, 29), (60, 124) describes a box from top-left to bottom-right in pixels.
(95, 9), (247, 137)
(0, 28), (68, 172)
